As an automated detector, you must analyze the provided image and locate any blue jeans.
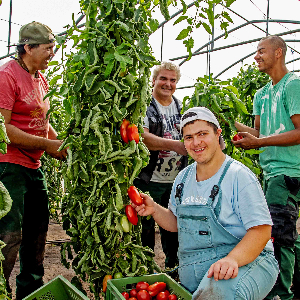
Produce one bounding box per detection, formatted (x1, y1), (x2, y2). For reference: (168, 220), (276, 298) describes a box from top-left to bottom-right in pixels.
(192, 251), (279, 300)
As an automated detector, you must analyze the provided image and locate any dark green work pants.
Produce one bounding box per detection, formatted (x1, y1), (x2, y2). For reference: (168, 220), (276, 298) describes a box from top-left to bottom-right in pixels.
(264, 175), (300, 300)
(0, 163), (49, 300)
(134, 179), (179, 268)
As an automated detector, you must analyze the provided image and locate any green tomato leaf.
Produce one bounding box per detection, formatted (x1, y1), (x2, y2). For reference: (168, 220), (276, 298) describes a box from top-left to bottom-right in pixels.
(173, 15), (188, 25)
(202, 22), (212, 35)
(149, 18), (159, 32)
(176, 27), (191, 40)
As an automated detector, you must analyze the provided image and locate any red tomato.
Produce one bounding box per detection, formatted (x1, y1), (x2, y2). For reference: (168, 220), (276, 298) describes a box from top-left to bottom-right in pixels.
(168, 294), (177, 300)
(130, 289), (138, 298)
(157, 291), (170, 300)
(122, 292), (130, 300)
(102, 274), (112, 292)
(129, 298), (137, 300)
(233, 134), (243, 141)
(120, 119), (130, 143)
(125, 205), (138, 225)
(128, 186), (143, 206)
(136, 281), (150, 291)
(137, 290), (151, 300)
(147, 282), (166, 297)
(127, 124), (139, 144)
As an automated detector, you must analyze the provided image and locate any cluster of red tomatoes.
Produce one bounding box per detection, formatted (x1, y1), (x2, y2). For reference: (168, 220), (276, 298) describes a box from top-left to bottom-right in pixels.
(120, 119), (139, 144)
(121, 281), (178, 300)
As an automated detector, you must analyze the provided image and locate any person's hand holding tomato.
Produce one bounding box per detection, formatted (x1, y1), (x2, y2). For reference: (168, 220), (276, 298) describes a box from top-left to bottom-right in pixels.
(131, 193), (156, 217)
(232, 132), (260, 150)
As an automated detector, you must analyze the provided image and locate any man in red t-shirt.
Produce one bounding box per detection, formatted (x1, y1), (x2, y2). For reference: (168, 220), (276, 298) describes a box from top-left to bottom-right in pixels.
(0, 21), (67, 299)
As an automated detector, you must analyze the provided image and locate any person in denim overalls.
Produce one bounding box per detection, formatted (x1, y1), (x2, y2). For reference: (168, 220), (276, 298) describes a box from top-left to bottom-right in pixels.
(133, 107), (279, 299)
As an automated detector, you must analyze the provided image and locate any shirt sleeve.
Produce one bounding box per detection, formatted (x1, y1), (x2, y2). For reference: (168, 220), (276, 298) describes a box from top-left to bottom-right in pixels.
(285, 79), (300, 117)
(0, 71), (17, 110)
(143, 115), (149, 129)
(234, 168), (273, 230)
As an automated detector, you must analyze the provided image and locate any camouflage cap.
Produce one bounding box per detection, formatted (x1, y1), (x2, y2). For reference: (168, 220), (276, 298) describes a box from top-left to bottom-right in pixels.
(18, 21), (55, 45)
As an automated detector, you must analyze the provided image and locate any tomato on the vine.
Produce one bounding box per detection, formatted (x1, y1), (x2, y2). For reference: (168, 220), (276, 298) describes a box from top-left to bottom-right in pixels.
(120, 215), (130, 232)
(102, 274), (112, 292)
(168, 294), (177, 300)
(125, 205), (138, 225)
(122, 292), (130, 300)
(136, 281), (150, 292)
(128, 186), (143, 206)
(137, 290), (151, 300)
(120, 119), (130, 143)
(127, 124), (139, 144)
(114, 272), (123, 279)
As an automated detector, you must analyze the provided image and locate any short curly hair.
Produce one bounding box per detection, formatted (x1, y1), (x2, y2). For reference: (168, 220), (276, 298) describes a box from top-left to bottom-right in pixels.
(152, 61), (181, 83)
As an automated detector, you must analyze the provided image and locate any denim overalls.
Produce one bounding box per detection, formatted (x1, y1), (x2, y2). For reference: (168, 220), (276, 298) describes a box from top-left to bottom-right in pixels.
(175, 159), (279, 300)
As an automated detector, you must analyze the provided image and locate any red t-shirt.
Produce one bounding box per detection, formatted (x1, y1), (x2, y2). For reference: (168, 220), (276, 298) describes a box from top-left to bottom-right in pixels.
(0, 60), (50, 169)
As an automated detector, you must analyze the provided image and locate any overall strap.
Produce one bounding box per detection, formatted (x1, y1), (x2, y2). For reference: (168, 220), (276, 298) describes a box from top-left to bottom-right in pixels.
(211, 158), (234, 218)
(175, 165), (192, 205)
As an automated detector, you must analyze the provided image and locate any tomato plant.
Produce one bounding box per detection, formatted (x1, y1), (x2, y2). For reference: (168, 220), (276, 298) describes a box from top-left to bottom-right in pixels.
(126, 205), (138, 226)
(128, 186), (143, 206)
(0, 116), (11, 297)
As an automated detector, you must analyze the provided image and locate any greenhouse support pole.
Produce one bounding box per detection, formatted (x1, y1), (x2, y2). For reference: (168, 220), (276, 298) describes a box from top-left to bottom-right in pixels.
(161, 25), (164, 62)
(7, 0), (13, 55)
(266, 0), (270, 36)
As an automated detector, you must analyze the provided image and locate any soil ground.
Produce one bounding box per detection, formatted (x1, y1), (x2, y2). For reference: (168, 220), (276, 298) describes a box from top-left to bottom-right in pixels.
(8, 219), (300, 300)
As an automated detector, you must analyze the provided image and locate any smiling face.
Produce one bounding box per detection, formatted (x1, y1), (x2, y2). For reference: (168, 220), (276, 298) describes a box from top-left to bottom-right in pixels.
(24, 36), (55, 74)
(183, 120), (222, 166)
(152, 69), (177, 103)
(31, 42), (55, 71)
(254, 39), (277, 74)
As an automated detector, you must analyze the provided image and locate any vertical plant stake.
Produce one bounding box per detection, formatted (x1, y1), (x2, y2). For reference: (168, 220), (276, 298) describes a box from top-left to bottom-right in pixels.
(57, 0), (160, 297)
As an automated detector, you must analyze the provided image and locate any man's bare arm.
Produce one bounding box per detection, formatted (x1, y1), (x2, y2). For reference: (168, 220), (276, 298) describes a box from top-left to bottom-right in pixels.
(142, 128), (188, 156)
(233, 114), (300, 149)
(235, 116), (260, 138)
(0, 108), (67, 159)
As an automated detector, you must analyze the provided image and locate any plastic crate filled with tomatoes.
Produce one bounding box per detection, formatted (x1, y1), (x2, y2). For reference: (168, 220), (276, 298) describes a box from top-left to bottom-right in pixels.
(105, 273), (192, 300)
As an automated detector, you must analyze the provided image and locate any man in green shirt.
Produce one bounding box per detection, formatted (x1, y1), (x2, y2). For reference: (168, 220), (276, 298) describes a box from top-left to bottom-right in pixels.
(233, 35), (300, 300)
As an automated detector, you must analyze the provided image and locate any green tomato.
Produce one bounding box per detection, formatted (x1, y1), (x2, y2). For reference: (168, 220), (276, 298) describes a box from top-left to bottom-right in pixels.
(114, 272), (123, 279)
(120, 215), (130, 232)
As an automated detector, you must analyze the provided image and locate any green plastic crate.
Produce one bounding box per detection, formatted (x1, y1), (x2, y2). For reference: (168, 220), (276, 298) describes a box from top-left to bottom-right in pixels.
(23, 275), (90, 300)
(106, 273), (192, 300)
